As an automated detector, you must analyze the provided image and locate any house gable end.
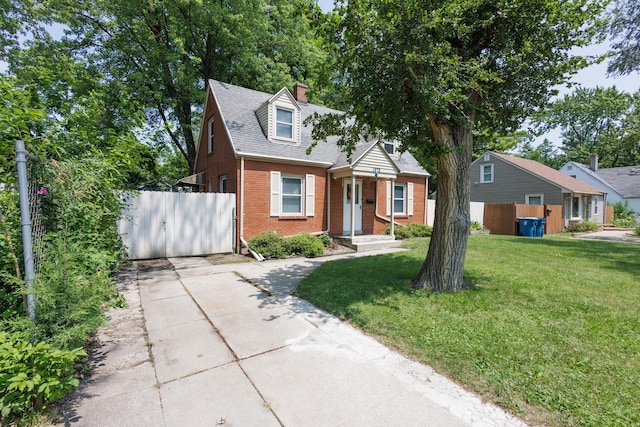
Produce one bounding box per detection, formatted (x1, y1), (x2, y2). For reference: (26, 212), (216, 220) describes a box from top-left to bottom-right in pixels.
(352, 143), (400, 178)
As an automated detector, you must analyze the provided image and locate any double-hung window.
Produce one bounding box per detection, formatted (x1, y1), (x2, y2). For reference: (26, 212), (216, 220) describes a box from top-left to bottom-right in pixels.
(281, 176), (303, 214)
(270, 172), (315, 217)
(480, 164), (494, 183)
(275, 108), (293, 139)
(207, 118), (214, 153)
(394, 184), (406, 215)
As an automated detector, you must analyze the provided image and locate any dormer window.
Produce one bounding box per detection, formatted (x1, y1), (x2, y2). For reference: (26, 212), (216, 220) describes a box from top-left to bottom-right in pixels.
(384, 142), (395, 155)
(255, 87), (302, 144)
(276, 107), (294, 139)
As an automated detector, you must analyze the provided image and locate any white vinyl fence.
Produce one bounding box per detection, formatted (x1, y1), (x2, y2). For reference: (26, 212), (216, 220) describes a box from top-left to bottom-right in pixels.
(426, 200), (484, 227)
(118, 191), (235, 260)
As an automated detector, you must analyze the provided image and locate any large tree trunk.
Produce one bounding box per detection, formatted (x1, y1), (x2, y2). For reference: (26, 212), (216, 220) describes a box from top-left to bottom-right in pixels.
(412, 122), (472, 291)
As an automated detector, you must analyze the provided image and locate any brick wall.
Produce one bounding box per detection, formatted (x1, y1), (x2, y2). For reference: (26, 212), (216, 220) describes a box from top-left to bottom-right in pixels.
(242, 160), (327, 240)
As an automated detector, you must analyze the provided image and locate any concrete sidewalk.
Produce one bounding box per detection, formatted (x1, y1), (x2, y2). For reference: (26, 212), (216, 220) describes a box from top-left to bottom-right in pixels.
(56, 250), (526, 427)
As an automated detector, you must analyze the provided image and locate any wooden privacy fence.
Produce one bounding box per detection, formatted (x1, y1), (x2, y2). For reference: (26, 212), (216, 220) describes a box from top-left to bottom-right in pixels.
(483, 203), (563, 236)
(118, 191), (235, 260)
(605, 205), (614, 224)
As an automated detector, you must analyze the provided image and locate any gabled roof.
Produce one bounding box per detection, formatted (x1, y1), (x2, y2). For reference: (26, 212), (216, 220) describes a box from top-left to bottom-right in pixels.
(206, 80), (428, 175)
(596, 166), (640, 198)
(489, 152), (604, 195)
(561, 161), (622, 196)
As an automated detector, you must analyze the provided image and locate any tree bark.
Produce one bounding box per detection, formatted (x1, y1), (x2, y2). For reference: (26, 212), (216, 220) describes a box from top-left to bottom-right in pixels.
(412, 121), (472, 291)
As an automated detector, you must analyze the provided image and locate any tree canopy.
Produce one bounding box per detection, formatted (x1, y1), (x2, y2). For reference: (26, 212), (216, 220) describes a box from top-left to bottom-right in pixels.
(311, 0), (606, 291)
(608, 0), (640, 76)
(3, 0), (330, 177)
(532, 86), (640, 168)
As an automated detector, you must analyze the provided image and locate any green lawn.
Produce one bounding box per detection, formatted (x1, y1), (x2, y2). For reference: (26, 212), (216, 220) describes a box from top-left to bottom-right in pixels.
(296, 235), (640, 427)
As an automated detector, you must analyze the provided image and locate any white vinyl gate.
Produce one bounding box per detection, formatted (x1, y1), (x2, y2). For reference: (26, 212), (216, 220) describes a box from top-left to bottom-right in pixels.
(118, 191), (235, 260)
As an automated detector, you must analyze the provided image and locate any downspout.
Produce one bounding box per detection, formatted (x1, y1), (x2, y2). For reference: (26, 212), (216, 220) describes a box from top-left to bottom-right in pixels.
(325, 170), (331, 234)
(238, 156), (264, 261)
(375, 178), (402, 229)
(307, 170), (331, 236)
(239, 156), (246, 252)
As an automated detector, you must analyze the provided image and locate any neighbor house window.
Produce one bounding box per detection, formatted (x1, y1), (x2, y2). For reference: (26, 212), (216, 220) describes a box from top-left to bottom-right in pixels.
(572, 196), (581, 218)
(394, 184), (406, 214)
(208, 118), (214, 153)
(275, 107), (293, 139)
(219, 175), (227, 193)
(525, 194), (543, 205)
(593, 196), (599, 215)
(480, 164), (494, 183)
(282, 176), (303, 214)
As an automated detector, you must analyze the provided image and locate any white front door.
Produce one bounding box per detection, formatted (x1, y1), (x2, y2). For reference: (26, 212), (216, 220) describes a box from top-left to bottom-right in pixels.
(343, 179), (362, 234)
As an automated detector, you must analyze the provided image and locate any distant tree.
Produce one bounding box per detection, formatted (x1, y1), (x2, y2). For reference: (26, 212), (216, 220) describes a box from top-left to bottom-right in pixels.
(608, 0), (640, 76)
(533, 86), (640, 167)
(518, 137), (568, 169)
(7, 0), (329, 174)
(310, 0), (606, 291)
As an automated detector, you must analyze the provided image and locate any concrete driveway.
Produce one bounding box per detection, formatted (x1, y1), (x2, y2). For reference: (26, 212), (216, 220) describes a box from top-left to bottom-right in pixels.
(573, 228), (640, 244)
(55, 250), (526, 427)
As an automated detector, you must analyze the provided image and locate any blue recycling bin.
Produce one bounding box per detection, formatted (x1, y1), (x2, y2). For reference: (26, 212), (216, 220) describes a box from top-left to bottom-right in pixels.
(536, 218), (546, 237)
(517, 217), (539, 237)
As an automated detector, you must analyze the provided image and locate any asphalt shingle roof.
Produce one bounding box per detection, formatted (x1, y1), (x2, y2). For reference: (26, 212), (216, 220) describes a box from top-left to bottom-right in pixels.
(595, 166), (640, 198)
(491, 152), (604, 194)
(209, 80), (428, 175)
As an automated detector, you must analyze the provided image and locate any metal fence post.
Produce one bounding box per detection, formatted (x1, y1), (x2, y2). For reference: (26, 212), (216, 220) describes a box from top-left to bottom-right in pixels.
(16, 140), (36, 321)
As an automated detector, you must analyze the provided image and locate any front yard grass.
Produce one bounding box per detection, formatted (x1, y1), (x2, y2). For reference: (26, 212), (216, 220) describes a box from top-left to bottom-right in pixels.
(295, 234), (640, 426)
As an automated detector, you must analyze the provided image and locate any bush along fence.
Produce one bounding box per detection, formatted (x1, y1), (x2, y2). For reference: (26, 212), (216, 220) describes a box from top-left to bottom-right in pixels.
(1, 141), (126, 424)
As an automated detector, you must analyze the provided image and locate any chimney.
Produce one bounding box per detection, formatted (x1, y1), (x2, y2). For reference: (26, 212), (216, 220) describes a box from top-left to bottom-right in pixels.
(590, 154), (598, 171)
(293, 83), (308, 104)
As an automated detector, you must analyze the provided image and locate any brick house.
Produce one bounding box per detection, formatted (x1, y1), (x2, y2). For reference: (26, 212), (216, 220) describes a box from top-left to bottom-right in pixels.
(183, 80), (430, 252)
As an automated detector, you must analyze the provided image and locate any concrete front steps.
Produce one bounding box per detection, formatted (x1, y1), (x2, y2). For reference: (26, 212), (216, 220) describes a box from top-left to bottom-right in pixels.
(333, 235), (403, 252)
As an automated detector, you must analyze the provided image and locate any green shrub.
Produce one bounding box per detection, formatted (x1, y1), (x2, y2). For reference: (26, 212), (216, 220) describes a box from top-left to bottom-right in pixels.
(0, 331), (85, 422)
(611, 201), (636, 221)
(405, 223), (433, 237)
(634, 225), (640, 237)
(470, 221), (486, 231)
(612, 217), (638, 228)
(385, 223), (433, 239)
(566, 221), (599, 233)
(286, 233), (324, 258)
(318, 233), (335, 248)
(248, 231), (289, 259)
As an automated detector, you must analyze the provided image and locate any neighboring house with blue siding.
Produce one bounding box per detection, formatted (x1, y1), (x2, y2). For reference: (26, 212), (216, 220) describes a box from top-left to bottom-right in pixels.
(559, 156), (640, 221)
(471, 152), (606, 227)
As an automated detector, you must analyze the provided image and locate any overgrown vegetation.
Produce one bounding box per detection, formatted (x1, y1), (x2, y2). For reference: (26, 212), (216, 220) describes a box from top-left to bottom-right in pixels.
(0, 156), (126, 423)
(385, 223), (433, 239)
(610, 201), (638, 227)
(0, 332), (85, 420)
(247, 232), (329, 259)
(565, 220), (600, 233)
(296, 235), (640, 426)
